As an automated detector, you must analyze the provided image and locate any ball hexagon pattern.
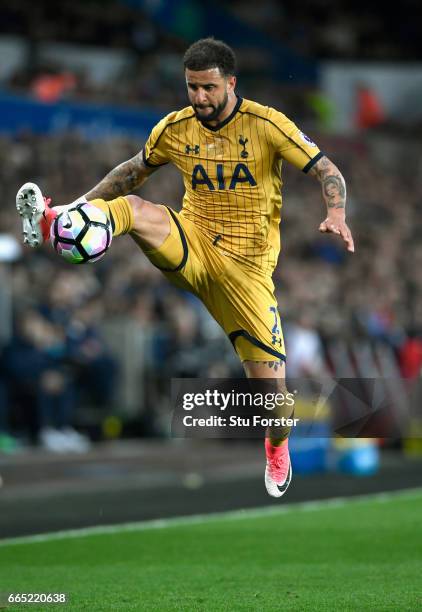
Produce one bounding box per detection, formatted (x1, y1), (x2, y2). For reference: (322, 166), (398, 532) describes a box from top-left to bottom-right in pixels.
(50, 202), (112, 264)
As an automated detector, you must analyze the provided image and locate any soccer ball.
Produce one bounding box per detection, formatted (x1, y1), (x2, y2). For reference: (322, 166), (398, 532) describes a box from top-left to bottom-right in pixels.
(50, 202), (112, 264)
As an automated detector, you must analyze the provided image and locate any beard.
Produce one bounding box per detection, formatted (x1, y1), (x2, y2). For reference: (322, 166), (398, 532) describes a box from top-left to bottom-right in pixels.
(193, 91), (228, 122)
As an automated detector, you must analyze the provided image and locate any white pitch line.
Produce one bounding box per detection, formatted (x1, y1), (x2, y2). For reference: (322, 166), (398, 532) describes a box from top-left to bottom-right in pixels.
(1, 487), (422, 548)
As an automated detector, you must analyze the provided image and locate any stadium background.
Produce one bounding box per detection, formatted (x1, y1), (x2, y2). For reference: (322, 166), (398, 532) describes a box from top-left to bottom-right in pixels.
(0, 2), (421, 606)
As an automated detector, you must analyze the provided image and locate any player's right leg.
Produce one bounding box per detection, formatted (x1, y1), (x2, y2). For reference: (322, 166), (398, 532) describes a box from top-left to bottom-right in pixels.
(15, 183), (170, 253)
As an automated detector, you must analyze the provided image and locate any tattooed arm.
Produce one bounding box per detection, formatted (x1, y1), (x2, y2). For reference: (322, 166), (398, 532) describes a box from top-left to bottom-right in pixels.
(84, 150), (157, 201)
(308, 155), (355, 253)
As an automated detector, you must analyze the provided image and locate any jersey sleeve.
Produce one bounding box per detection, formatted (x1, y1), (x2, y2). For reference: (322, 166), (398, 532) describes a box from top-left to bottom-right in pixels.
(142, 113), (173, 167)
(267, 108), (323, 173)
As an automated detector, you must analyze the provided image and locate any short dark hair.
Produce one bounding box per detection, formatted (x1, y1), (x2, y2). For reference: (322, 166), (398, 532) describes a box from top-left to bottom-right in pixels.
(183, 38), (237, 77)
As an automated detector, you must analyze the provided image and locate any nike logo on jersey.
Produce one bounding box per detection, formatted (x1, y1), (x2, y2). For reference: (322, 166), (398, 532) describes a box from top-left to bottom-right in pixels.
(192, 163), (257, 191)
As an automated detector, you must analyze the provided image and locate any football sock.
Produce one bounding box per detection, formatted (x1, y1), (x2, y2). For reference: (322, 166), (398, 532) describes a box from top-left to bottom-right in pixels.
(265, 437), (288, 458)
(89, 197), (134, 237)
(41, 201), (58, 241)
(265, 407), (294, 445)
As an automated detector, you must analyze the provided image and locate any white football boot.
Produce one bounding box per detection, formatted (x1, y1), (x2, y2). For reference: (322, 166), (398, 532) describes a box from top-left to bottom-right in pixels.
(265, 439), (293, 498)
(16, 182), (54, 247)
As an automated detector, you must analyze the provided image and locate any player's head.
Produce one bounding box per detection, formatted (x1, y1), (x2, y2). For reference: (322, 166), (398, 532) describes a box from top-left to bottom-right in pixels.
(183, 37), (237, 122)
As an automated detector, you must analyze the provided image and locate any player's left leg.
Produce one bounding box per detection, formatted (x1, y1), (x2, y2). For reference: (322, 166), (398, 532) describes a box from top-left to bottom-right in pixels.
(243, 359), (293, 499)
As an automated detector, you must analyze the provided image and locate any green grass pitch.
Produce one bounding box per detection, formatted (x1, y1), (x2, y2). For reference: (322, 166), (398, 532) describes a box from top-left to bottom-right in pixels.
(1, 490), (421, 611)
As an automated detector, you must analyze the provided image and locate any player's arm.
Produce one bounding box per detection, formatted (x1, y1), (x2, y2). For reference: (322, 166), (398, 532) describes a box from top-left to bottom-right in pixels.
(308, 155), (355, 253)
(84, 150), (156, 200)
(267, 108), (354, 252)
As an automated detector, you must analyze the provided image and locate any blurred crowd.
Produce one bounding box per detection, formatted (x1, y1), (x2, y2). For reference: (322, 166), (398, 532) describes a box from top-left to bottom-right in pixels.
(223, 0), (421, 60)
(2, 5), (186, 110)
(1, 0), (168, 50)
(1, 0), (421, 113)
(2, 0), (420, 62)
(0, 126), (421, 452)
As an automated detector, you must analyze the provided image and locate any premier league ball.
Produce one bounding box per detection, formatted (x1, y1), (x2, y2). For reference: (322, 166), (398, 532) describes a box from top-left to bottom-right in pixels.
(50, 202), (112, 264)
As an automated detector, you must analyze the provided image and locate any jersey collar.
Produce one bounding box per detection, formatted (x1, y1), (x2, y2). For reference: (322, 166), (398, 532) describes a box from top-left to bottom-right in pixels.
(199, 95), (243, 132)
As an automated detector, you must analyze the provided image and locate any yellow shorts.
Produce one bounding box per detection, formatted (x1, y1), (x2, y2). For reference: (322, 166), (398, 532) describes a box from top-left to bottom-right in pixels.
(142, 207), (286, 363)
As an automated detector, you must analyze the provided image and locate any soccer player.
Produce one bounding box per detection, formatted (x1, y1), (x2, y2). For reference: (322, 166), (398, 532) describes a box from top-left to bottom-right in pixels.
(16, 38), (354, 498)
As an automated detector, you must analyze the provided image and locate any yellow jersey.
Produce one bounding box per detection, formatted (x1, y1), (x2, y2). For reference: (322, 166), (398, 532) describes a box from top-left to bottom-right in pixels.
(143, 96), (322, 275)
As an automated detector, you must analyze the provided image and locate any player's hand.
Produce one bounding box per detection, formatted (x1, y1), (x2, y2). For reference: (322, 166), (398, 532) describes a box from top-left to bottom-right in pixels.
(319, 213), (355, 253)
